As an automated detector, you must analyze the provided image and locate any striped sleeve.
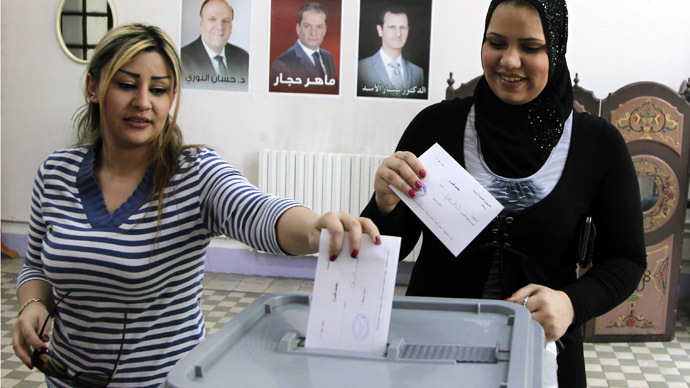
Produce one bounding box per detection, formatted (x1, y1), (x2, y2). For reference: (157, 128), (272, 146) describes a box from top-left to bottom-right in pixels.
(17, 160), (51, 289)
(195, 149), (301, 254)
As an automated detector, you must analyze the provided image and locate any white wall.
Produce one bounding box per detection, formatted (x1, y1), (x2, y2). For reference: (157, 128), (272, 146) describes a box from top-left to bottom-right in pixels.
(2, 0), (689, 223)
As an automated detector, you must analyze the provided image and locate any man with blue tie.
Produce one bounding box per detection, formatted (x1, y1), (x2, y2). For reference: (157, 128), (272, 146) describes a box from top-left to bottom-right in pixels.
(269, 2), (339, 94)
(357, 5), (425, 98)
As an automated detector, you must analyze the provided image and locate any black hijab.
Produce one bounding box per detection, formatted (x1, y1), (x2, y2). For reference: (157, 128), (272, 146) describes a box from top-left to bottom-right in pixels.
(473, 0), (573, 178)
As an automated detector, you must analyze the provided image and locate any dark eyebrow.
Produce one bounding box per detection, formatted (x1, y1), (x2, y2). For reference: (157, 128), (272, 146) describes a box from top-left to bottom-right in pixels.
(118, 69), (171, 80)
(485, 32), (545, 43)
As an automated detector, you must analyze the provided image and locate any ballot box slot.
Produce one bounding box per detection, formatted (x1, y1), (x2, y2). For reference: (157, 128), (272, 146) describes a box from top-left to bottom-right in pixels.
(277, 331), (509, 364)
(397, 343), (498, 363)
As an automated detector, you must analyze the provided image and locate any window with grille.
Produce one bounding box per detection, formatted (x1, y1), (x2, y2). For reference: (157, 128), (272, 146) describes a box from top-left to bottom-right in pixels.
(59, 0), (114, 61)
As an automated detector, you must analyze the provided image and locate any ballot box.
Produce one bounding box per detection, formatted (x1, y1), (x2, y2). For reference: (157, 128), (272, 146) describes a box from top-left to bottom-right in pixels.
(164, 292), (552, 388)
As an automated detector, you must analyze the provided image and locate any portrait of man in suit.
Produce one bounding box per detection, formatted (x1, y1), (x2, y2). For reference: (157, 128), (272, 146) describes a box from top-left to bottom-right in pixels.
(269, 1), (339, 94)
(181, 0), (249, 91)
(357, 4), (429, 99)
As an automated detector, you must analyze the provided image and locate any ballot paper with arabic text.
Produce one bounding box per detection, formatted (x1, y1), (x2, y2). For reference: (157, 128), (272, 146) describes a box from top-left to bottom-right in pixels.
(305, 231), (400, 355)
(390, 143), (504, 256)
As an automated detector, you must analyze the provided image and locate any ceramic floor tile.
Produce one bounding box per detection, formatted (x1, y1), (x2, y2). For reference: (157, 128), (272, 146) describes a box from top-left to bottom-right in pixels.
(601, 357), (622, 366)
(605, 372), (627, 380)
(586, 377), (610, 387)
(643, 374), (666, 382)
(264, 277), (303, 293)
(620, 365), (643, 374)
(204, 277), (241, 291)
(297, 280), (314, 291)
(646, 383), (671, 388)
(233, 280), (270, 293)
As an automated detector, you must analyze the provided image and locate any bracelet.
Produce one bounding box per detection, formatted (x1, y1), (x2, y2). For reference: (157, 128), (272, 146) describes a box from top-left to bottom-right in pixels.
(17, 298), (47, 317)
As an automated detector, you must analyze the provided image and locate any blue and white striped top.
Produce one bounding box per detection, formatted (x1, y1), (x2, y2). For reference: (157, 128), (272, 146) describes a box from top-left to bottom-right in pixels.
(17, 146), (300, 388)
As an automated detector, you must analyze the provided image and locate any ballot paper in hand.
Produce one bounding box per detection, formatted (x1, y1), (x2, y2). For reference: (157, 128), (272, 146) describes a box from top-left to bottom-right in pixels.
(305, 231), (400, 355)
(390, 143), (504, 256)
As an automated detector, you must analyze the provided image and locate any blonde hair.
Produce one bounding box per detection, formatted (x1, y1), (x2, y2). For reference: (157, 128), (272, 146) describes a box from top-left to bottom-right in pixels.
(74, 23), (187, 222)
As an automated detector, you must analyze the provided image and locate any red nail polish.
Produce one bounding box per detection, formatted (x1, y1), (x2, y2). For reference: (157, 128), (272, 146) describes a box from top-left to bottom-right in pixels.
(375, 236), (381, 245)
(415, 180), (423, 189)
(351, 249), (359, 259)
(419, 169), (427, 178)
(408, 189), (417, 198)
(329, 255), (337, 262)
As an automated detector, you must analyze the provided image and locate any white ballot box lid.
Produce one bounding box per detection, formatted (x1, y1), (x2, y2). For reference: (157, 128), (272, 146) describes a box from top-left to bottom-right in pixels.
(164, 292), (552, 388)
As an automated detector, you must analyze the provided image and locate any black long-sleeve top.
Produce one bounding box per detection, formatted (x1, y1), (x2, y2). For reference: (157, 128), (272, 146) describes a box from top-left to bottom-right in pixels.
(362, 97), (647, 387)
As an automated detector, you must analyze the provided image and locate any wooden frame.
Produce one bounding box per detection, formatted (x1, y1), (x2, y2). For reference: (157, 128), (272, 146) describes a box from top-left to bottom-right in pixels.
(584, 81), (690, 342)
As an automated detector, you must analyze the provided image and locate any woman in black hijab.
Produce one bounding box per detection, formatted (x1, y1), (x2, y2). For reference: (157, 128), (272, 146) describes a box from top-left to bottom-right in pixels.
(362, 1), (646, 386)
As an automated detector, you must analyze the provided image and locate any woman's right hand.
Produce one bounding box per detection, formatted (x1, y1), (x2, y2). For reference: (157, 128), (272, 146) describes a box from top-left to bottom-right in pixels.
(374, 151), (427, 214)
(12, 302), (50, 369)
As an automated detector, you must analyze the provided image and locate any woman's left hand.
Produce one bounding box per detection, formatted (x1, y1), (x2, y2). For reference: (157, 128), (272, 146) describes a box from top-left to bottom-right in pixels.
(506, 284), (574, 342)
(309, 211), (381, 260)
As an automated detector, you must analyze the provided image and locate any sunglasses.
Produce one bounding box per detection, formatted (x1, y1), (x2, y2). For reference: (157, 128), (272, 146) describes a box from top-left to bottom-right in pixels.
(31, 290), (127, 388)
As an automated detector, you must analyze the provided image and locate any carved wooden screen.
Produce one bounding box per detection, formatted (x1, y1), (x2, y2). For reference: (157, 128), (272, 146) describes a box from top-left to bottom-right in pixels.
(583, 82), (690, 342)
(445, 73), (480, 100)
(572, 74), (600, 115)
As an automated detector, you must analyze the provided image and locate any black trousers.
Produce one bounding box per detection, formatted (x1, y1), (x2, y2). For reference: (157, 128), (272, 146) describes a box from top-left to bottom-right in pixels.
(556, 328), (586, 388)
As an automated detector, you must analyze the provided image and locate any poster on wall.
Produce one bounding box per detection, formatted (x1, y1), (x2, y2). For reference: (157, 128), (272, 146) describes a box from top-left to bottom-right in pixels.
(269, 0), (342, 95)
(179, 0), (251, 92)
(356, 0), (432, 99)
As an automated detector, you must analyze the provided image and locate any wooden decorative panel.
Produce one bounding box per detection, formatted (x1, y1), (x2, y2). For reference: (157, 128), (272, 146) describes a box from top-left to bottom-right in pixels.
(572, 75), (600, 115)
(633, 155), (680, 233)
(573, 101), (587, 113)
(445, 74), (481, 100)
(610, 96), (684, 156)
(593, 235), (673, 336)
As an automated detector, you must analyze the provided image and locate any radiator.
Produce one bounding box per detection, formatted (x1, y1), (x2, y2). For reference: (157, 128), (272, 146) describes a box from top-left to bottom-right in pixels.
(258, 149), (422, 261)
(258, 150), (387, 216)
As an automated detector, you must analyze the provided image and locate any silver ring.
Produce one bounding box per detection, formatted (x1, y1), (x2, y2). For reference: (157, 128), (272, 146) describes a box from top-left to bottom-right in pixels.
(523, 296), (530, 307)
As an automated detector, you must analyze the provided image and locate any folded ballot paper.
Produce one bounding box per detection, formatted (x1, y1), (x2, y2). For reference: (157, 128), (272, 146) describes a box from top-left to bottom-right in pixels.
(305, 231), (400, 356)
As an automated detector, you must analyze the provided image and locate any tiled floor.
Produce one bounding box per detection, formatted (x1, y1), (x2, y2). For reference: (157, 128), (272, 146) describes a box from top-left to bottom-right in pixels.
(1, 256), (689, 388)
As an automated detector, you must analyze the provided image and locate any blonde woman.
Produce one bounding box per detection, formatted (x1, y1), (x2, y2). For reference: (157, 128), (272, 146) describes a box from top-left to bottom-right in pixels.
(13, 23), (379, 388)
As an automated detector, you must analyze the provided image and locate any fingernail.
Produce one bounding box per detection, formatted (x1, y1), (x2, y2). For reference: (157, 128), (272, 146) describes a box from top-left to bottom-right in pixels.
(329, 255), (337, 262)
(41, 346), (48, 351)
(415, 180), (423, 189)
(408, 189), (417, 198)
(419, 169), (427, 178)
(42, 335), (49, 341)
(375, 236), (381, 245)
(351, 249), (359, 259)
